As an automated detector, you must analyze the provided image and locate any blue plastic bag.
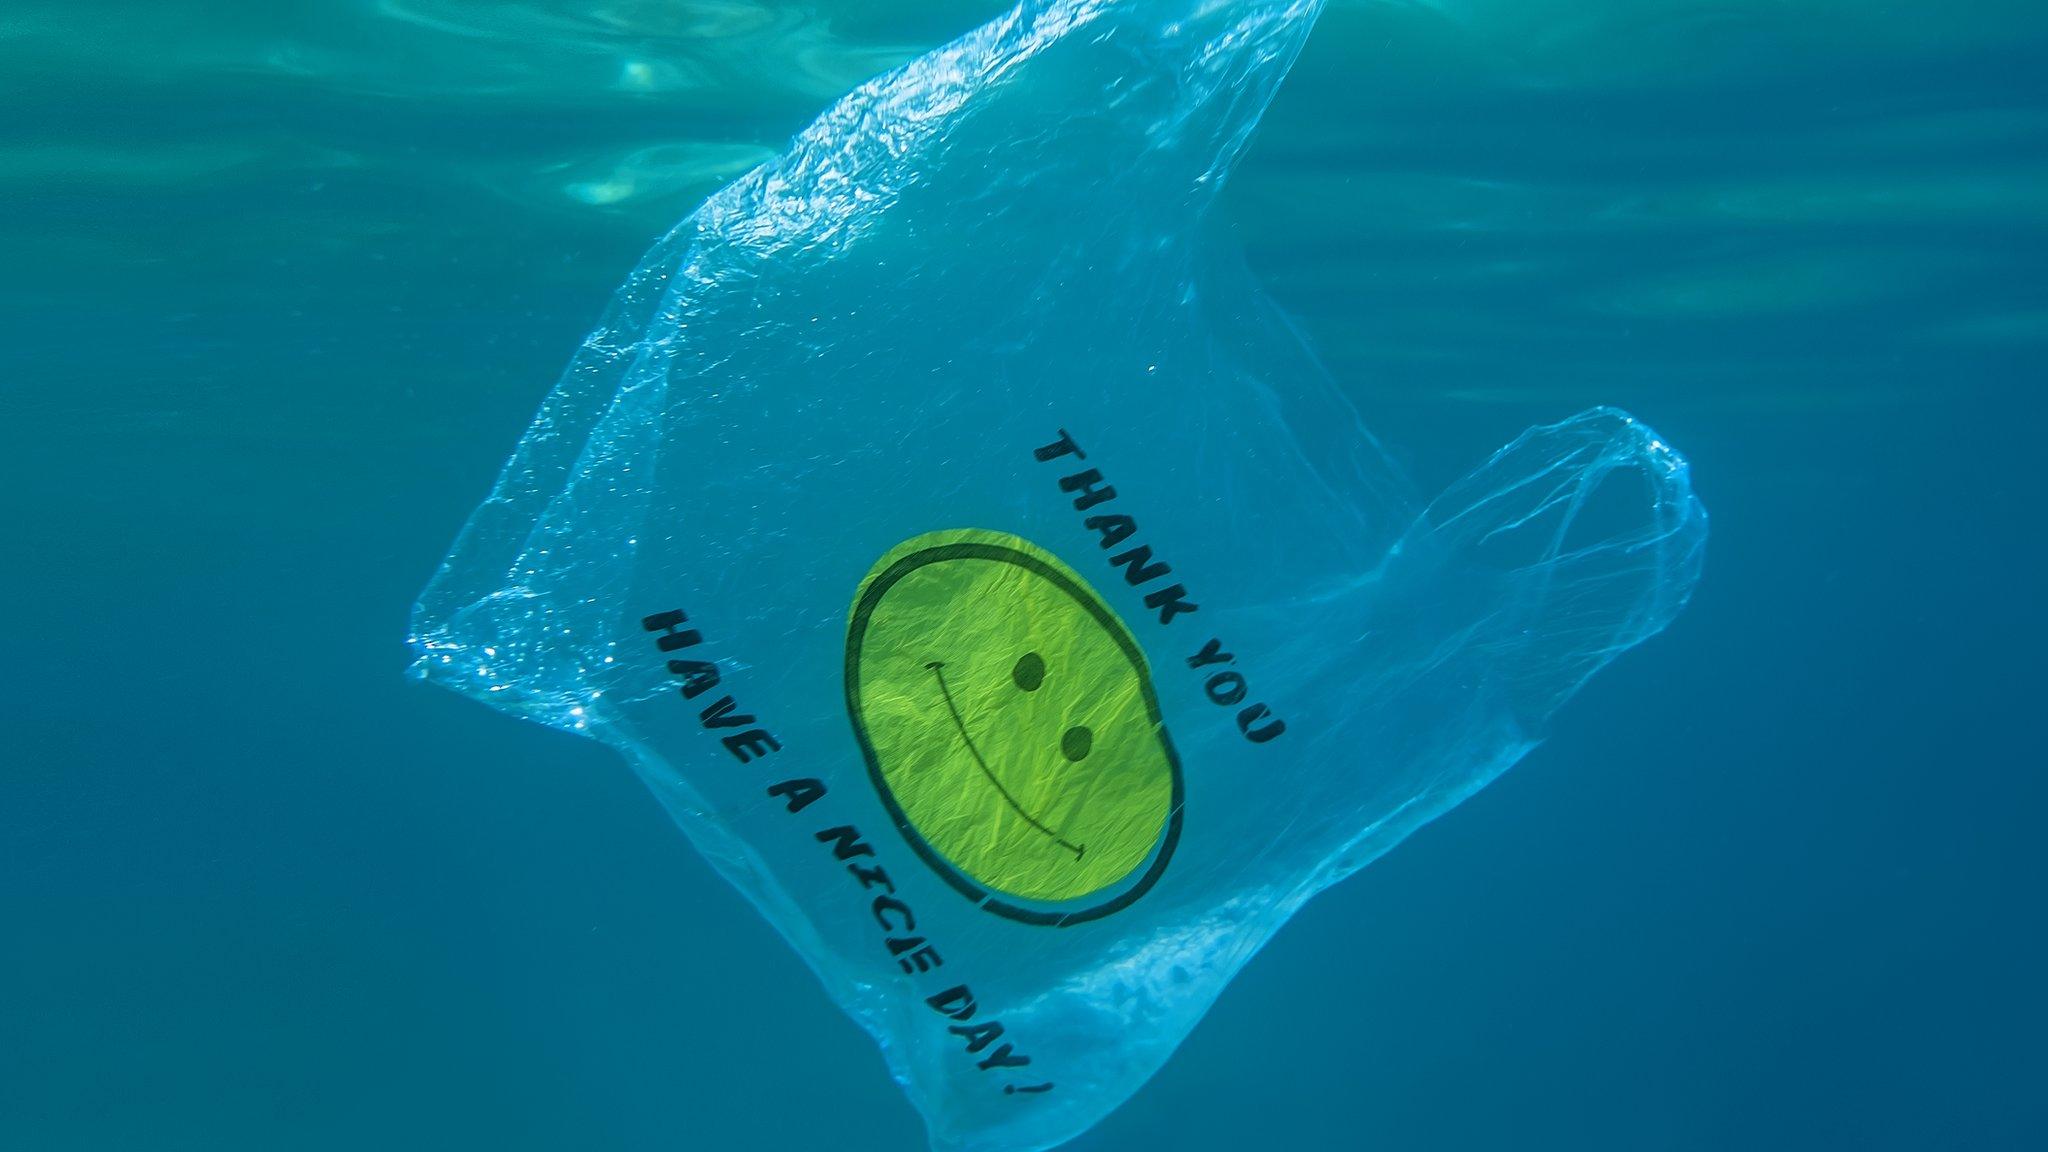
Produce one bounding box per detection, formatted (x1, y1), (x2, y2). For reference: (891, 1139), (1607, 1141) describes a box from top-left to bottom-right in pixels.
(411, 2), (1707, 1147)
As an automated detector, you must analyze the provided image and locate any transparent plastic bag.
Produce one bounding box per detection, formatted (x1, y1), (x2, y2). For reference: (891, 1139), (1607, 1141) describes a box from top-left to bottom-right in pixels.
(411, 2), (1707, 1148)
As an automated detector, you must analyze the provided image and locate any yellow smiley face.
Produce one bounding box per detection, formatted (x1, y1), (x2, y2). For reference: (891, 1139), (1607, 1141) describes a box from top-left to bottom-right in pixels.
(844, 529), (1183, 924)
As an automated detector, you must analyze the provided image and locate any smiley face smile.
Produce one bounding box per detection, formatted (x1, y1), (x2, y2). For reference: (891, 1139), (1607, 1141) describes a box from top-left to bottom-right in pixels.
(923, 659), (1086, 860)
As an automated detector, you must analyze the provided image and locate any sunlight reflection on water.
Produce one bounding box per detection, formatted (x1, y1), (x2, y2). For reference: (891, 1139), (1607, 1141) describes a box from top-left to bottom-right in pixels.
(2, 0), (2043, 431)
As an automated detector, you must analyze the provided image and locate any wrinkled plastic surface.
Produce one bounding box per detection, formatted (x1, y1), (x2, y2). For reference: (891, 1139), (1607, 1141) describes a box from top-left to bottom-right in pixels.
(409, 2), (1708, 1148)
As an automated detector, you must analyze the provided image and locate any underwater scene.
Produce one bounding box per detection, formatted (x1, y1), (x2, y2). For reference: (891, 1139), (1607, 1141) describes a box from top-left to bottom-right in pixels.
(3, 2), (2043, 1150)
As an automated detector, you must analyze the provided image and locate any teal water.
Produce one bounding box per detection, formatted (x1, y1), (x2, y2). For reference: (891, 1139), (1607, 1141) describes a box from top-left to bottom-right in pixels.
(4, 1), (2044, 1148)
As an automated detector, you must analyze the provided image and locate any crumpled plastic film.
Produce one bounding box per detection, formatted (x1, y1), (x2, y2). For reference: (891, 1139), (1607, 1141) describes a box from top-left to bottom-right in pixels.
(408, 2), (1709, 1149)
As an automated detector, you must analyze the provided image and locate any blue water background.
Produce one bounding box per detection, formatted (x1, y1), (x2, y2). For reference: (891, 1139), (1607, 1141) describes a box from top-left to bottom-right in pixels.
(4, 1), (2043, 1148)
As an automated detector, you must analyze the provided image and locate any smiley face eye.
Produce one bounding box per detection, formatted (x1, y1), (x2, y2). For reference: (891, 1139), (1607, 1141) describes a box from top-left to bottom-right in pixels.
(1012, 652), (1046, 691)
(1061, 725), (1093, 762)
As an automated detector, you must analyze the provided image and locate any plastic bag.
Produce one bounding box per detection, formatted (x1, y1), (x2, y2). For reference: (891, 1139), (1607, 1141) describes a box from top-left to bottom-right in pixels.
(410, 2), (1708, 1148)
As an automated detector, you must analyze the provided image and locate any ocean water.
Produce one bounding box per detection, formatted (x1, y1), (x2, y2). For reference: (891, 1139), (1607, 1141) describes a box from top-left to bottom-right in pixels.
(3, 1), (2043, 1149)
